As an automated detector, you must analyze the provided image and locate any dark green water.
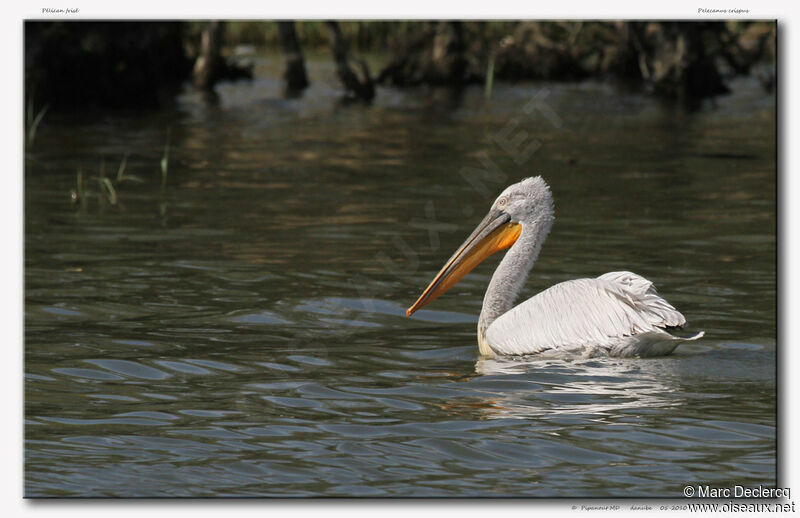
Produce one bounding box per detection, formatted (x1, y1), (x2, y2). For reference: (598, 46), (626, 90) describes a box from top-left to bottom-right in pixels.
(25, 58), (776, 497)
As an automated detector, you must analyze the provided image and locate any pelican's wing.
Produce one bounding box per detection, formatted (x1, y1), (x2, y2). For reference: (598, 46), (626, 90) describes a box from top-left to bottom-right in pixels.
(485, 271), (701, 356)
(596, 271), (687, 328)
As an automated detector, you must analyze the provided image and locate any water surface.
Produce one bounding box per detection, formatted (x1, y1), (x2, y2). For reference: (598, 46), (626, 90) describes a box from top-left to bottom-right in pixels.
(25, 58), (776, 497)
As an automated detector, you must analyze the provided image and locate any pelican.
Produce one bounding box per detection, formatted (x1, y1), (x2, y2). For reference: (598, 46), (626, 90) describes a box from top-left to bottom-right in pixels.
(406, 177), (703, 358)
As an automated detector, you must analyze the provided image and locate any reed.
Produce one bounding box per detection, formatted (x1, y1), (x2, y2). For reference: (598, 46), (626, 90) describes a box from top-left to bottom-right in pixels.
(71, 154), (146, 208)
(484, 51), (495, 100)
(26, 99), (49, 147)
(160, 130), (170, 189)
(116, 153), (129, 182)
(115, 153), (143, 183)
(99, 177), (118, 205)
(71, 167), (88, 208)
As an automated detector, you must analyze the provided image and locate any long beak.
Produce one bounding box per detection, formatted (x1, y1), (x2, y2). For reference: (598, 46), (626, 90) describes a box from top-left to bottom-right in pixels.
(406, 209), (522, 317)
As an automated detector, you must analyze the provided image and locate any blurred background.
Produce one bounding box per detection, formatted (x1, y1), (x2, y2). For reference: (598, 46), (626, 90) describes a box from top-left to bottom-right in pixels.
(25, 21), (775, 107)
(24, 21), (776, 497)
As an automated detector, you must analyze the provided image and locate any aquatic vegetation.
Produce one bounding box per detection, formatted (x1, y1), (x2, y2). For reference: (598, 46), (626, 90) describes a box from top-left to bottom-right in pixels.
(26, 98), (49, 147)
(97, 161), (117, 206)
(484, 51), (495, 100)
(70, 152), (157, 210)
(160, 130), (170, 190)
(70, 167), (87, 209)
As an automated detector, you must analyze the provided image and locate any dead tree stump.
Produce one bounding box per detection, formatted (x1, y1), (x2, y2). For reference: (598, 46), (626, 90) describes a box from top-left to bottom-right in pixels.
(277, 21), (309, 96)
(325, 21), (375, 102)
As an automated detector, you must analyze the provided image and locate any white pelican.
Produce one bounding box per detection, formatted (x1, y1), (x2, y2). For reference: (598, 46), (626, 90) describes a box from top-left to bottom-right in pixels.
(406, 177), (703, 358)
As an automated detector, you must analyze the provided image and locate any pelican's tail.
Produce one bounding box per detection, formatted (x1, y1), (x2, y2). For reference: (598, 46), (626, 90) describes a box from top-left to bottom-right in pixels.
(597, 271), (705, 358)
(607, 329), (704, 358)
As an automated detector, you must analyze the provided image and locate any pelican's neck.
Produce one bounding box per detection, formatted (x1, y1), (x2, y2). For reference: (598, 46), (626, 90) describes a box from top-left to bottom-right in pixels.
(477, 214), (552, 351)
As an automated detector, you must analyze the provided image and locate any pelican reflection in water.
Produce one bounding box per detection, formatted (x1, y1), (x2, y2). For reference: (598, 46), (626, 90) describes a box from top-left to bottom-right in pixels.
(470, 355), (682, 419)
(406, 177), (703, 358)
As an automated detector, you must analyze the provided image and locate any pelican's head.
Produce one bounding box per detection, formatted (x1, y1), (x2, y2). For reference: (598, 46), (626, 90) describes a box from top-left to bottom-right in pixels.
(491, 176), (554, 225)
(406, 176), (553, 317)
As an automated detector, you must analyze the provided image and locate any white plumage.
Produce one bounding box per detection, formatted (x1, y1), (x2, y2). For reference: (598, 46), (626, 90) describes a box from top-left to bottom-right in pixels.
(485, 271), (703, 357)
(407, 176), (703, 358)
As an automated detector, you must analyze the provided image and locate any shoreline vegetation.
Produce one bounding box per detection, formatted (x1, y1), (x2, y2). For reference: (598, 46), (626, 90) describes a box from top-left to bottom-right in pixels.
(25, 20), (775, 111)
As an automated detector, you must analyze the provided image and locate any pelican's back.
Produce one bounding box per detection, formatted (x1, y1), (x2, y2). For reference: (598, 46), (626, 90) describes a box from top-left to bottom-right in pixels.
(484, 271), (701, 357)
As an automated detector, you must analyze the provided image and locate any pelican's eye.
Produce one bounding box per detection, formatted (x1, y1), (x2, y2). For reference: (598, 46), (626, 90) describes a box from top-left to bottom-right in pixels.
(497, 197), (508, 208)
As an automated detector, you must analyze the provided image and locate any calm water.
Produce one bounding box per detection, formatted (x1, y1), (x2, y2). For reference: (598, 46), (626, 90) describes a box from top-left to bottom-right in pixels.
(25, 58), (776, 497)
